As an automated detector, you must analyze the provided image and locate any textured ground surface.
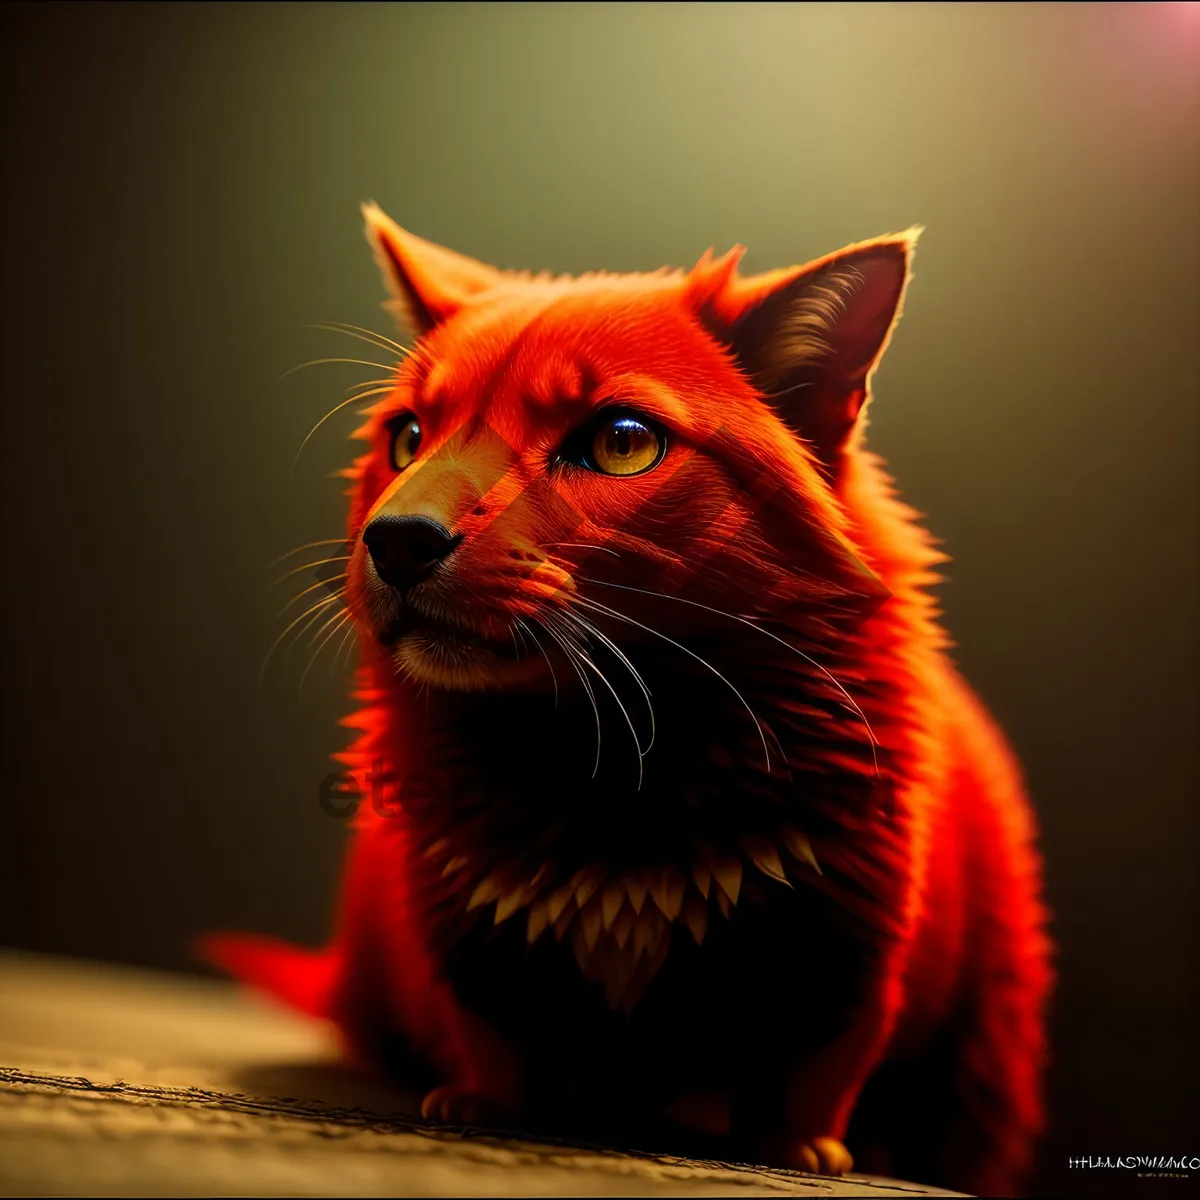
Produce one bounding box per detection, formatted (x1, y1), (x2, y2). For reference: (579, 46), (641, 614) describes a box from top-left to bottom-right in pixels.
(0, 950), (965, 1197)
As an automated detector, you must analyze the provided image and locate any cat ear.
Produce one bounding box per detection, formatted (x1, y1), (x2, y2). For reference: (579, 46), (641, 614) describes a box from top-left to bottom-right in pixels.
(691, 230), (921, 473)
(362, 202), (505, 337)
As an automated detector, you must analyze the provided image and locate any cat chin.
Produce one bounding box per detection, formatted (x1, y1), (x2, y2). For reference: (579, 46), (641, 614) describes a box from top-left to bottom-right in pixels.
(391, 630), (547, 693)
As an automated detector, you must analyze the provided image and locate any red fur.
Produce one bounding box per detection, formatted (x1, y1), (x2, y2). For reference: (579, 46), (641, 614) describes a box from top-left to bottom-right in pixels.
(203, 210), (1054, 1194)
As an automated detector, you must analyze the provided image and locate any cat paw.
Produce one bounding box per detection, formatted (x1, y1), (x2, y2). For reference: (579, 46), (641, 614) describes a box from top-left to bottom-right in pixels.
(784, 1135), (854, 1176)
(420, 1084), (507, 1127)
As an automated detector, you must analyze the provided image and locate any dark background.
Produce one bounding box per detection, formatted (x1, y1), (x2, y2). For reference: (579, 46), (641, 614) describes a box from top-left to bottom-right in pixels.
(1, 3), (1196, 1195)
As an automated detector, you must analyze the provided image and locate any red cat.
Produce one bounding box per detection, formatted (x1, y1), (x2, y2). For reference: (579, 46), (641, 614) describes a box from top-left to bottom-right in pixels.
(202, 206), (1054, 1195)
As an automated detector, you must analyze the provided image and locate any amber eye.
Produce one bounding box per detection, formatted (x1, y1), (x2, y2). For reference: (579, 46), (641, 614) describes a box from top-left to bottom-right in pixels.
(388, 415), (421, 471)
(587, 414), (664, 477)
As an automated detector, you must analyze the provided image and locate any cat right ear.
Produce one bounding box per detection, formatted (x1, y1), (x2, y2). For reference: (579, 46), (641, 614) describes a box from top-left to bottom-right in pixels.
(361, 203), (504, 338)
(687, 231), (920, 476)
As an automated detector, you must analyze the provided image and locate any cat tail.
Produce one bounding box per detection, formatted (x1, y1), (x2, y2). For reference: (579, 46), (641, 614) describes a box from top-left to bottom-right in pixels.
(194, 931), (338, 1022)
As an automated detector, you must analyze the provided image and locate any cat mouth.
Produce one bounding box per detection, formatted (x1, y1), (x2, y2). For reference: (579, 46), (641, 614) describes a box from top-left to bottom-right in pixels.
(377, 608), (538, 690)
(378, 610), (518, 657)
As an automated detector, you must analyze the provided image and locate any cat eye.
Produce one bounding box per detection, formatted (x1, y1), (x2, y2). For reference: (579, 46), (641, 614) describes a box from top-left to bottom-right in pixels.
(577, 411), (665, 478)
(388, 414), (422, 472)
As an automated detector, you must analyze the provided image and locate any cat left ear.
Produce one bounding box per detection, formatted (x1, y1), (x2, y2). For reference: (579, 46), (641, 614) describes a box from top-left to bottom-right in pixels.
(693, 229), (921, 474)
(362, 202), (504, 338)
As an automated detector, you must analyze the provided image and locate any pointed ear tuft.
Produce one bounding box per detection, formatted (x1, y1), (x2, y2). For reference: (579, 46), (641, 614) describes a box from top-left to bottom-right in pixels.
(684, 245), (746, 319)
(361, 202), (505, 338)
(715, 229), (920, 474)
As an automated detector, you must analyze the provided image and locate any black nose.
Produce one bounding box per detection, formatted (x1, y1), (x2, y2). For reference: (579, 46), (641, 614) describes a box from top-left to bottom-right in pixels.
(362, 515), (461, 593)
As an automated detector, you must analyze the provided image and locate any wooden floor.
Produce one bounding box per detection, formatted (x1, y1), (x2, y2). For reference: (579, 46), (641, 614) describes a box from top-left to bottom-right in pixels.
(0, 950), (965, 1197)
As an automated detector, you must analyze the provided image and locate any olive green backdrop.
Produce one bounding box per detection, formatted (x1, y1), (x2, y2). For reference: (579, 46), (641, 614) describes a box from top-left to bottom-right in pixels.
(1, 3), (1196, 1195)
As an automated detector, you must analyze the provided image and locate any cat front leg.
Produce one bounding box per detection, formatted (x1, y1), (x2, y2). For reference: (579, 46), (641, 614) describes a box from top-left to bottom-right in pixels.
(731, 981), (899, 1175)
(773, 986), (899, 1174)
(329, 819), (527, 1127)
(417, 989), (527, 1127)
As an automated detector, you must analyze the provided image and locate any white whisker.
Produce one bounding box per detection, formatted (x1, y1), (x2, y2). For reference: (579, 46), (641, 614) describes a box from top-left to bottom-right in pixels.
(268, 539), (350, 570)
(282, 356), (399, 378)
(516, 618), (559, 707)
(547, 542), (622, 558)
(259, 591), (344, 683)
(299, 609), (353, 697)
(306, 321), (410, 359)
(574, 595), (771, 774)
(536, 615), (602, 779)
(267, 555), (352, 594)
(559, 607), (655, 756)
(547, 613), (644, 789)
(292, 384), (396, 473)
(333, 619), (359, 677)
(579, 576), (880, 775)
(278, 573), (348, 617)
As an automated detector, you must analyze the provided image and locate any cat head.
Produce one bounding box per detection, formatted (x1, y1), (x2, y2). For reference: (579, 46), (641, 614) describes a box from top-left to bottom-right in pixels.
(343, 204), (917, 691)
